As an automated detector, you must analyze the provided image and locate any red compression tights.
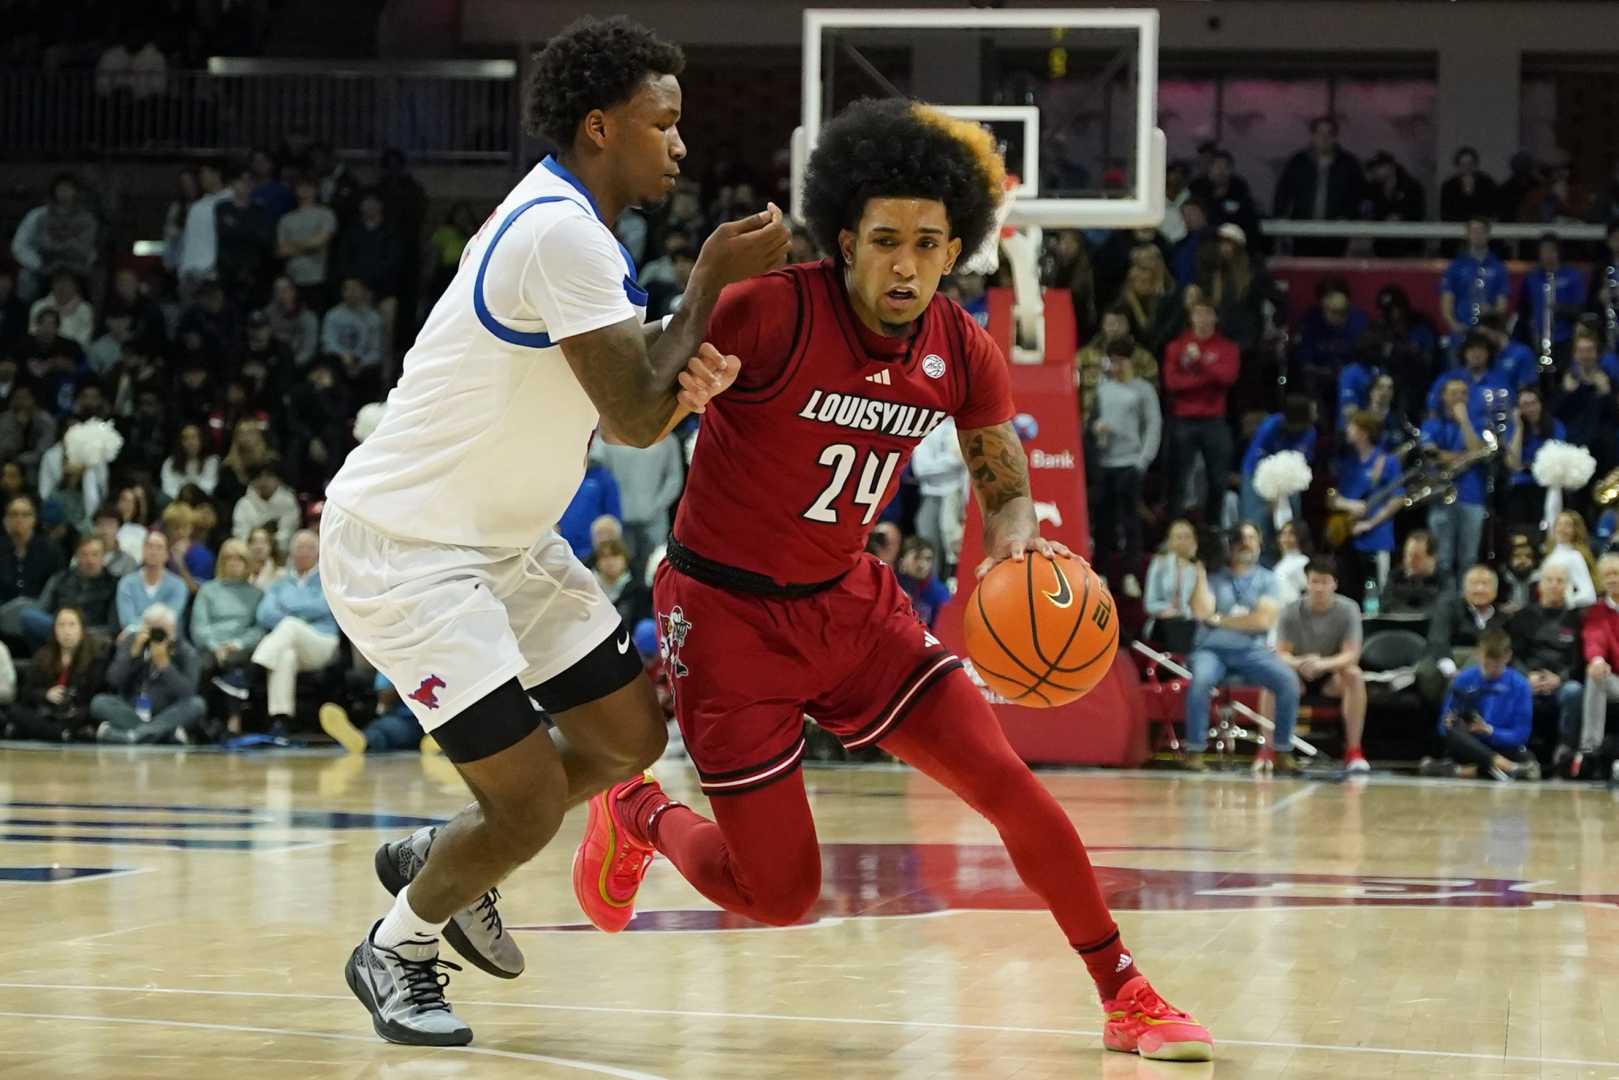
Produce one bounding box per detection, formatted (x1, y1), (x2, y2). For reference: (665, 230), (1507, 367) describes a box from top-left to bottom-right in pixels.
(631, 671), (1140, 999)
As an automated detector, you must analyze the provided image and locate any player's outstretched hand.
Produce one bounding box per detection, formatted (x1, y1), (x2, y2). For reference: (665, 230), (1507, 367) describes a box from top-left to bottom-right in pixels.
(694, 202), (791, 288)
(676, 342), (741, 414)
(974, 536), (1076, 580)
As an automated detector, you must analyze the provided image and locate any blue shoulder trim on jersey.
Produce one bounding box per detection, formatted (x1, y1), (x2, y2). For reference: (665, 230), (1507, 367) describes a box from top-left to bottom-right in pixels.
(473, 194), (571, 348)
(542, 155), (646, 303)
(474, 191), (647, 349)
(542, 156), (604, 220)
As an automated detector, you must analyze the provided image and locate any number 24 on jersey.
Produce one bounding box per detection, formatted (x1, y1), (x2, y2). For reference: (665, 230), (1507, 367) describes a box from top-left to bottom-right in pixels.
(803, 444), (901, 525)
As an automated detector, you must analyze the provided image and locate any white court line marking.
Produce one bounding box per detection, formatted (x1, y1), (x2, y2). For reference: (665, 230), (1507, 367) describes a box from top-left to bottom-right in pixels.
(1, 982), (1615, 1071)
(61, 919), (172, 944)
(1265, 783), (1320, 816)
(0, 1010), (669, 1079)
(0, 867), (153, 889)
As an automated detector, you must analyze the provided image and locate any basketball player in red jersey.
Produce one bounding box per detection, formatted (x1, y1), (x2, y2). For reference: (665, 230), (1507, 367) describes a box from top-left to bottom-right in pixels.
(569, 100), (1212, 1062)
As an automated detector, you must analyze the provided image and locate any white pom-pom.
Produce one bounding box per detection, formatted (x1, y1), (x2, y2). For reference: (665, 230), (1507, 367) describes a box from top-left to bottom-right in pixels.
(1252, 450), (1313, 501)
(1531, 440), (1596, 491)
(63, 419), (124, 469)
(353, 402), (387, 443)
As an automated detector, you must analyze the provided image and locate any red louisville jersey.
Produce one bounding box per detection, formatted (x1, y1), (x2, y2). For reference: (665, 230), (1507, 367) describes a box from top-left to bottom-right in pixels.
(674, 260), (1015, 585)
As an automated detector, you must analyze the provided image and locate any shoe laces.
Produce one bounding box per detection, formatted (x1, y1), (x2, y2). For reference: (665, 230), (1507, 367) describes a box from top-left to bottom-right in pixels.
(610, 843), (654, 890)
(474, 888), (504, 938)
(1131, 984), (1189, 1022)
(382, 942), (462, 1014)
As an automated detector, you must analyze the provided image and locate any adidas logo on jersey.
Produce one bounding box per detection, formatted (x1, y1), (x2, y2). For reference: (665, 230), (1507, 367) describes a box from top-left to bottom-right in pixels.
(864, 369), (893, 386)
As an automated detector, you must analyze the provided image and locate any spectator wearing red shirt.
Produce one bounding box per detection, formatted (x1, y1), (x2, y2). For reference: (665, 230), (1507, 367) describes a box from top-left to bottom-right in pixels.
(1162, 298), (1240, 522)
(1577, 553), (1619, 775)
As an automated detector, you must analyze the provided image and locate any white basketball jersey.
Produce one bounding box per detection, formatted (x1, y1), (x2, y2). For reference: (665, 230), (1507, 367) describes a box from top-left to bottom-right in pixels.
(327, 157), (647, 548)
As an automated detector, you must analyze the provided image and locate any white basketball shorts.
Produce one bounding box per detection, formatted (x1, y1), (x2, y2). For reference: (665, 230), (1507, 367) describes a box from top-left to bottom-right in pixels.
(320, 501), (625, 731)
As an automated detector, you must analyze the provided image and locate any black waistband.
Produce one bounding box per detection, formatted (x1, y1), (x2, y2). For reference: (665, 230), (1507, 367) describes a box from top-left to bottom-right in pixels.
(665, 536), (847, 598)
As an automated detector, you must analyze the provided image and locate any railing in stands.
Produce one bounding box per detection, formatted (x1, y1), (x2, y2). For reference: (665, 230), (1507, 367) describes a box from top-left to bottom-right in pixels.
(1262, 220), (1606, 243)
(0, 59), (519, 163)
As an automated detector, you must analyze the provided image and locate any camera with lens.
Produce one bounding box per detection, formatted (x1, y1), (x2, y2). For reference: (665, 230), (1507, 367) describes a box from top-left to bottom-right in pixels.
(148, 628), (168, 645)
(1445, 686), (1483, 730)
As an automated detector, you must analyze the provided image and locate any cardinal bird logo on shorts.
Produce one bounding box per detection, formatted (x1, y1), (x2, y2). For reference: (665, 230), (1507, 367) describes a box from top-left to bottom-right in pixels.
(659, 607), (692, 679)
(409, 675), (447, 710)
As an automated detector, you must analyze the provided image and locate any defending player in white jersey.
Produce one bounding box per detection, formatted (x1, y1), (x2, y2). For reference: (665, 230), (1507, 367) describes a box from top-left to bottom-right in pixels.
(323, 16), (789, 1045)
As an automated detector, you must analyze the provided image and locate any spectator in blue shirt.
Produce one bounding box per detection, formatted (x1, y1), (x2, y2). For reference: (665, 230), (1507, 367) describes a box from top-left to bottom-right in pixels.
(318, 672), (428, 755)
(1169, 200), (1209, 288)
(558, 461), (622, 561)
(1238, 395), (1317, 545)
(1422, 378), (1492, 582)
(1441, 217), (1510, 351)
(251, 529), (338, 727)
(1518, 233), (1587, 366)
(1473, 316), (1541, 399)
(1369, 284), (1440, 402)
(1183, 522), (1300, 773)
(1425, 330), (1517, 437)
(1434, 629), (1538, 780)
(1294, 277), (1368, 393)
(894, 537), (951, 630)
(1556, 329), (1619, 462)
(115, 530), (189, 637)
(1364, 373), (1414, 452)
(1336, 341), (1382, 432)
(1504, 387), (1566, 527)
(1331, 410), (1403, 588)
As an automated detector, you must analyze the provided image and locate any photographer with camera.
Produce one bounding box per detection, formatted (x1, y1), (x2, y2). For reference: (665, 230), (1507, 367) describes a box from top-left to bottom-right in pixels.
(1182, 522), (1302, 774)
(91, 602), (206, 744)
(1429, 629), (1538, 780)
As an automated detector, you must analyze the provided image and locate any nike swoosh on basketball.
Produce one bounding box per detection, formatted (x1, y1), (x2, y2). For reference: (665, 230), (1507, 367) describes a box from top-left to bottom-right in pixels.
(617, 633), (632, 655)
(1043, 562), (1074, 608)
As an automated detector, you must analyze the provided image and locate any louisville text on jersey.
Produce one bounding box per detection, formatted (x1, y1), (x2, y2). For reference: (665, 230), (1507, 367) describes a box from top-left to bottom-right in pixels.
(795, 390), (952, 440)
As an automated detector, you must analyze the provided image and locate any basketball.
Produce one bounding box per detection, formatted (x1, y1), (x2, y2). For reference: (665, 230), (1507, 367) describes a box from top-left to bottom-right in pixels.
(962, 554), (1119, 707)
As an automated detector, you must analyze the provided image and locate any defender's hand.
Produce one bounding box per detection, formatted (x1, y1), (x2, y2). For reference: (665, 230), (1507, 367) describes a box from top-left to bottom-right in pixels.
(693, 204), (791, 289)
(675, 343), (740, 414)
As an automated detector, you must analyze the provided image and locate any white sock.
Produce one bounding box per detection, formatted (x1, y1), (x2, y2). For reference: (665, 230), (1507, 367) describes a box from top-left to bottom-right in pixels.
(374, 885), (448, 949)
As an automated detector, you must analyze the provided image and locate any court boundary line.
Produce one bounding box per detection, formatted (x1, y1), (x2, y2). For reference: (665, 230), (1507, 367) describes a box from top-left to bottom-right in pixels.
(0, 867), (151, 889)
(0, 1008), (670, 1079)
(2, 981), (1615, 1071)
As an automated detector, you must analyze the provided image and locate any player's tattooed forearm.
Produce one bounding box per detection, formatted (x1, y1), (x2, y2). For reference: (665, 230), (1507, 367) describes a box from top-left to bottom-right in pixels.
(558, 318), (671, 447)
(961, 422), (1031, 514)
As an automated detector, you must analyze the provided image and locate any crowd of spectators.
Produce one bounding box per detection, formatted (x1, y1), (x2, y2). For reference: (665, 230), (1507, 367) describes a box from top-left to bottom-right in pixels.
(0, 130), (441, 746)
(9, 101), (1619, 776)
(1106, 124), (1619, 781)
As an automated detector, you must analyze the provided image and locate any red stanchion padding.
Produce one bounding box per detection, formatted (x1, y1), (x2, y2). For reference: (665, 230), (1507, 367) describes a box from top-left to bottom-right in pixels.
(934, 331), (1149, 766)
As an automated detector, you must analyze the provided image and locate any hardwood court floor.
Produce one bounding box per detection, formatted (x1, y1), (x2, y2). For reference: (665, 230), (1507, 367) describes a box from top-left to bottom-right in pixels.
(2, 746), (1618, 1079)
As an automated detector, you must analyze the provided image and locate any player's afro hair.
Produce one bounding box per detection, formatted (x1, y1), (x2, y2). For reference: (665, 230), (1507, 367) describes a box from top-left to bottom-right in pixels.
(526, 16), (685, 148)
(803, 98), (1005, 265)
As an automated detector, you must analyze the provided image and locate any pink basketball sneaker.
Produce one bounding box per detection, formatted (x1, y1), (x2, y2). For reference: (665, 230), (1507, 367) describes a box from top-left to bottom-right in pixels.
(1102, 975), (1214, 1062)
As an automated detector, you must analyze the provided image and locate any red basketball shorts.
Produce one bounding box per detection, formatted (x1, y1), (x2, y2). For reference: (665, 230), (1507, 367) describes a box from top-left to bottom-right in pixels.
(651, 553), (962, 796)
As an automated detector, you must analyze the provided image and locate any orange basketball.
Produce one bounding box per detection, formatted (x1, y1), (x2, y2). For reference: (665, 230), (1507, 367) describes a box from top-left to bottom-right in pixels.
(962, 554), (1119, 707)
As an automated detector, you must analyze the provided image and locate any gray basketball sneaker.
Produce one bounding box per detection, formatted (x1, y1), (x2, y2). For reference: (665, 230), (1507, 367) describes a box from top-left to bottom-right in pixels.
(344, 922), (473, 1046)
(375, 826), (526, 979)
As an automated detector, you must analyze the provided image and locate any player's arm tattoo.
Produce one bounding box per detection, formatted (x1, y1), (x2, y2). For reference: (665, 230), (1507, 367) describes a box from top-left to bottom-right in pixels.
(959, 421), (1032, 517)
(959, 421), (1044, 560)
(559, 286), (720, 448)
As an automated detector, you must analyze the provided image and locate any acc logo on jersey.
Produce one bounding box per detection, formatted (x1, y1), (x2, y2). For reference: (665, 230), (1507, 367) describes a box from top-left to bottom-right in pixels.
(921, 353), (946, 379)
(659, 606), (693, 679)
